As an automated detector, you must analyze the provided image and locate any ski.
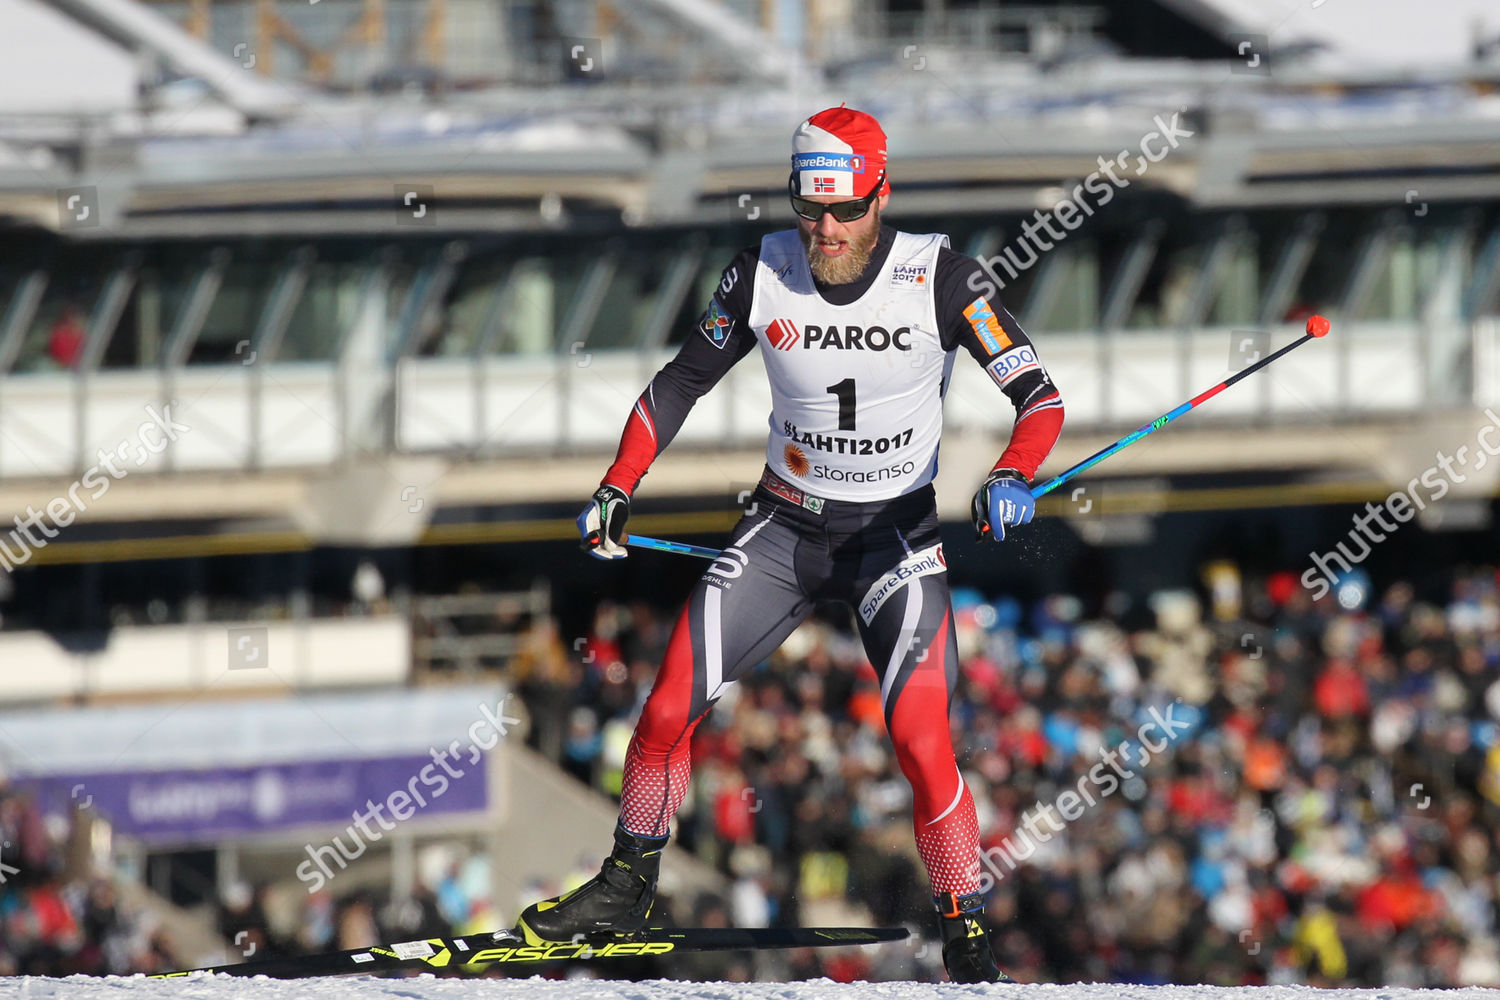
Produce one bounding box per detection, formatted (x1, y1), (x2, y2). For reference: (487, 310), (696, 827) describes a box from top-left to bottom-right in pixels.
(149, 925), (909, 979)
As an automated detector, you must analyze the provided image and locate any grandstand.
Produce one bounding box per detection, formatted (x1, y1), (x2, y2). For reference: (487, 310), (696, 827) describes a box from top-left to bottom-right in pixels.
(0, 0), (1497, 989)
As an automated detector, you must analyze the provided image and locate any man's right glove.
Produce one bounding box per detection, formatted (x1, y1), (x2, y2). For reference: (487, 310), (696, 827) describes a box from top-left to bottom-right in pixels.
(971, 468), (1035, 543)
(577, 485), (631, 560)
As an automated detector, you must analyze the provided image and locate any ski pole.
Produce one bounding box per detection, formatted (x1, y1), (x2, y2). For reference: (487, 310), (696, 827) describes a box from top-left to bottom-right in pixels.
(625, 534), (723, 560)
(1029, 314), (1331, 498)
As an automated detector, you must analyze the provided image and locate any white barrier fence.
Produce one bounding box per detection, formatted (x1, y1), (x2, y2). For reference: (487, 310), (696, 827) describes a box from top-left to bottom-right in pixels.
(0, 615), (409, 705)
(0, 319), (1479, 478)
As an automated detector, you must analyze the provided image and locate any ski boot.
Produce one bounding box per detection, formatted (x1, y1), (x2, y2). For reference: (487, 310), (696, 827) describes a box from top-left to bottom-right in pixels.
(516, 825), (667, 944)
(935, 891), (1014, 983)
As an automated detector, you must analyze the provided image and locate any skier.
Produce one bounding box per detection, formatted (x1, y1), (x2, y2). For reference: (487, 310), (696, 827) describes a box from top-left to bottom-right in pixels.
(519, 106), (1065, 984)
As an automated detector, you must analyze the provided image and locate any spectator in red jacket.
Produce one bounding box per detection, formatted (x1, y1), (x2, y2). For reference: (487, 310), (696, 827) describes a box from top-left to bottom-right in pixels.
(1314, 658), (1370, 719)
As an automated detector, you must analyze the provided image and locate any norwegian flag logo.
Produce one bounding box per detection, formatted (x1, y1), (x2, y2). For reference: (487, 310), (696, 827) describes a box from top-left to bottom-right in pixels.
(766, 318), (801, 351)
(813, 176), (836, 194)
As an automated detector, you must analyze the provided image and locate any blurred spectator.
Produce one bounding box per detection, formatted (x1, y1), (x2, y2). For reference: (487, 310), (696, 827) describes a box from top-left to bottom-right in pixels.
(47, 305), (85, 370)
(513, 617), (575, 762)
(351, 560), (386, 613)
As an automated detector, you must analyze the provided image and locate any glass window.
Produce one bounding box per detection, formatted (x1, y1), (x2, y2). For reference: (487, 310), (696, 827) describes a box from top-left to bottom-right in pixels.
(492, 259), (551, 355)
(282, 252), (368, 362)
(0, 264), (36, 374)
(12, 245), (115, 374)
(934, 214), (1043, 320)
(1040, 244), (1100, 331)
(1126, 231), (1206, 330)
(425, 254), (511, 357)
(1287, 211), (1365, 321)
(113, 245), (215, 369)
(502, 251), (589, 354)
(188, 244), (279, 365)
(380, 248), (425, 359)
(1204, 230), (1260, 327)
(1227, 210), (1323, 326)
(1357, 213), (1463, 322)
(991, 257), (1041, 323)
(987, 211), (1094, 330)
(586, 241), (680, 350)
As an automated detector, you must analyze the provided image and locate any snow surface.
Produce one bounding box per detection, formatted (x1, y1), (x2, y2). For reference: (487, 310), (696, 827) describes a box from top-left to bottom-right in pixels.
(2, 978), (1498, 1000)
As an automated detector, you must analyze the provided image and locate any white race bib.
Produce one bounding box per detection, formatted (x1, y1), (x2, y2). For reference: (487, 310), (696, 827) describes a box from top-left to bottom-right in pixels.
(748, 229), (953, 502)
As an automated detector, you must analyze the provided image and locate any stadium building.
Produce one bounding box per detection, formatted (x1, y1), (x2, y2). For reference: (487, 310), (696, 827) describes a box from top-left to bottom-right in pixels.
(0, 0), (1497, 988)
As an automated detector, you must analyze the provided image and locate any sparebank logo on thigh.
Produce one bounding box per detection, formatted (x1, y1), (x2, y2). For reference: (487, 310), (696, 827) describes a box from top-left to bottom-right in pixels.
(859, 544), (946, 624)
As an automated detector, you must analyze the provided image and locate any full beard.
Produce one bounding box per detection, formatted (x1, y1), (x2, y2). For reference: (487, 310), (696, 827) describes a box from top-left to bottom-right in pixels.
(804, 209), (881, 285)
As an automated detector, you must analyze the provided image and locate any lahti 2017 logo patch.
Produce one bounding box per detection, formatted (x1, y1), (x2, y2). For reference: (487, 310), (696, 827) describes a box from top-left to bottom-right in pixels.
(889, 262), (928, 289)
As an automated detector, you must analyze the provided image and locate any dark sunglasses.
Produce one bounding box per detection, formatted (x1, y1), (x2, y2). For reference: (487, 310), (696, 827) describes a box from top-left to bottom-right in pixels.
(787, 170), (885, 223)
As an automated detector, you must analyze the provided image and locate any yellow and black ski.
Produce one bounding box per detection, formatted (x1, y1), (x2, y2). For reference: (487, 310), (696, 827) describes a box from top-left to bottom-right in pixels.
(149, 925), (908, 979)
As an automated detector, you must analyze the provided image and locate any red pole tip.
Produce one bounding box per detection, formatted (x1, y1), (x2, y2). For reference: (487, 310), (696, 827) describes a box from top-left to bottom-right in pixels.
(1306, 314), (1331, 338)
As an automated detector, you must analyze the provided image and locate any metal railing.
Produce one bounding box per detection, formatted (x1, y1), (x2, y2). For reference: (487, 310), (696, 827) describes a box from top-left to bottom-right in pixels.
(0, 316), (1486, 480)
(410, 584), (551, 676)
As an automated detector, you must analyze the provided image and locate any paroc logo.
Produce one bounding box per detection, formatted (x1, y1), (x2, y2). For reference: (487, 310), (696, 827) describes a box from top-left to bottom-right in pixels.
(803, 323), (912, 351)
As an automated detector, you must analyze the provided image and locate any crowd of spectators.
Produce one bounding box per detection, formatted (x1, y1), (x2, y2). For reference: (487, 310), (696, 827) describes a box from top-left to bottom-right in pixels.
(521, 563), (1500, 987)
(0, 778), (528, 980)
(4, 560), (1498, 987)
(0, 778), (170, 975)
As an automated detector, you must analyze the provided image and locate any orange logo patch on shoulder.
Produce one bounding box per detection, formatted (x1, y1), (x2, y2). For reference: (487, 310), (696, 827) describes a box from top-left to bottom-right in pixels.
(963, 297), (1011, 355)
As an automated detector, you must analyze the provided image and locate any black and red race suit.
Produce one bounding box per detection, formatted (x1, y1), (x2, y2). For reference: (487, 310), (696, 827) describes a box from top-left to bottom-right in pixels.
(602, 223), (1064, 895)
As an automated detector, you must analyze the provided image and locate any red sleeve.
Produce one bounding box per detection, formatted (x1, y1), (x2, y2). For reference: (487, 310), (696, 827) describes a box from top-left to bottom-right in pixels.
(601, 384), (667, 494)
(994, 384), (1064, 480)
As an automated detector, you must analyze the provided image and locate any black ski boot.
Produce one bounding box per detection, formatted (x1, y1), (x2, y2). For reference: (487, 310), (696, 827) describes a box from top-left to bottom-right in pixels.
(516, 826), (667, 944)
(935, 891), (1014, 983)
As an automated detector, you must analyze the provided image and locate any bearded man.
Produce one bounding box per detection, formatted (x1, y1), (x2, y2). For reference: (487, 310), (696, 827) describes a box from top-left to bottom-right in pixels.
(520, 105), (1065, 984)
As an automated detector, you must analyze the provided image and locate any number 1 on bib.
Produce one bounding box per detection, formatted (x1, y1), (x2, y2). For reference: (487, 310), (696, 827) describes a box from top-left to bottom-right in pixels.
(827, 378), (856, 431)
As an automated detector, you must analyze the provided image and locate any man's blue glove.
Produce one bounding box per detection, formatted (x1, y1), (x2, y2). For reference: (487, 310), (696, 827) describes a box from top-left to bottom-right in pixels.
(578, 485), (631, 559)
(971, 468), (1034, 542)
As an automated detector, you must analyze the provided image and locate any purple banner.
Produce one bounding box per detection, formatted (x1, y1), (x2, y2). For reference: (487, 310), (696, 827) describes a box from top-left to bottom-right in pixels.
(17, 754), (487, 845)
